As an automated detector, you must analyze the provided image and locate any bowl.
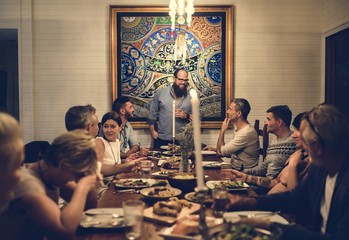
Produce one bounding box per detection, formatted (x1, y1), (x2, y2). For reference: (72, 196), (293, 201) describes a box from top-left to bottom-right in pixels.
(168, 173), (197, 193)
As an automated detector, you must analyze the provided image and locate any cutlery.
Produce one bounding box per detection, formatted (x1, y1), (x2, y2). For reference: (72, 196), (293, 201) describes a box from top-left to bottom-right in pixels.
(82, 219), (123, 227)
(117, 189), (140, 193)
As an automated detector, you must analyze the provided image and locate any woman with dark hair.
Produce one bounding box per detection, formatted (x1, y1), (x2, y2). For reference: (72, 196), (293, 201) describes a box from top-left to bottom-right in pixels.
(95, 112), (145, 179)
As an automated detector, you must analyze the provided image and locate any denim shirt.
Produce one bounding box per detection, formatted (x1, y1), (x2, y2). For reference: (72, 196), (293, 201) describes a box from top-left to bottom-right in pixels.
(118, 121), (140, 153)
(147, 85), (192, 141)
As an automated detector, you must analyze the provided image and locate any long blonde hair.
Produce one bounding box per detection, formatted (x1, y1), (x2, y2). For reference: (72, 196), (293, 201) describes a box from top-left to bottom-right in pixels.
(44, 129), (97, 174)
(0, 113), (23, 175)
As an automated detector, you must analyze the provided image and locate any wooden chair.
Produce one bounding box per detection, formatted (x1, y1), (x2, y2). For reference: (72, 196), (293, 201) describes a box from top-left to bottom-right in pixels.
(254, 120), (269, 160)
(23, 141), (50, 164)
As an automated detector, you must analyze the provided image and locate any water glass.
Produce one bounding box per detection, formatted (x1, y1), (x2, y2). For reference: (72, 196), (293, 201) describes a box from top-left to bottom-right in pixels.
(140, 160), (152, 178)
(220, 163), (233, 181)
(123, 200), (145, 240)
(213, 188), (228, 217)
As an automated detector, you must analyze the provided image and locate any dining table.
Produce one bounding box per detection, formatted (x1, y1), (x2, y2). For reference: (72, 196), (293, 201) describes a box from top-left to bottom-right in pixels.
(75, 152), (257, 240)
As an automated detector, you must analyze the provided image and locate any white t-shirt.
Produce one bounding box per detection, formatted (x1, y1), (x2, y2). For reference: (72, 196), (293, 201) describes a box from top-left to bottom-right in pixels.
(320, 173), (338, 233)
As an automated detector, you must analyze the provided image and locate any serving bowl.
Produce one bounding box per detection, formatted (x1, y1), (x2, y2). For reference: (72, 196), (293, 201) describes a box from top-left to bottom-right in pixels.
(168, 173), (197, 193)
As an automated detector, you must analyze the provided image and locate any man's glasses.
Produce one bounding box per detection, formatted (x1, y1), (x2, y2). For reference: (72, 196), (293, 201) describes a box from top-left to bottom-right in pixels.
(176, 77), (189, 82)
(304, 113), (325, 148)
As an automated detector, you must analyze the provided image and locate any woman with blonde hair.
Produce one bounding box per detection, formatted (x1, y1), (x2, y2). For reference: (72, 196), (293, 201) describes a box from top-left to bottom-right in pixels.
(0, 129), (102, 239)
(0, 113), (23, 211)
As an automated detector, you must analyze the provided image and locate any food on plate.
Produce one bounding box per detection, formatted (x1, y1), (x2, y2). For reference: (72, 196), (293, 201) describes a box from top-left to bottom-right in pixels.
(213, 180), (246, 189)
(161, 156), (182, 170)
(115, 179), (150, 187)
(147, 186), (175, 197)
(168, 144), (181, 153)
(153, 197), (192, 217)
(213, 222), (278, 240)
(185, 191), (213, 203)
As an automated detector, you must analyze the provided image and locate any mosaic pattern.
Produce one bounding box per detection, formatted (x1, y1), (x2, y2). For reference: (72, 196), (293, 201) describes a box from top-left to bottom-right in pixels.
(118, 15), (224, 119)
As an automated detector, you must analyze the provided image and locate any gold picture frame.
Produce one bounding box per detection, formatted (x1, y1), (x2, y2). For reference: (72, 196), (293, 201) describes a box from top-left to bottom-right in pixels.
(110, 5), (233, 128)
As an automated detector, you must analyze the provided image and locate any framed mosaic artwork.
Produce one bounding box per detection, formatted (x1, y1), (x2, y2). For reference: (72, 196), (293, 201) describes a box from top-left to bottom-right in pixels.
(110, 6), (233, 128)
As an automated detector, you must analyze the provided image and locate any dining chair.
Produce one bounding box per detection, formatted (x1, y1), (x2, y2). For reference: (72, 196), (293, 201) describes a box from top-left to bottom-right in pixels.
(23, 141), (50, 164)
(254, 120), (269, 160)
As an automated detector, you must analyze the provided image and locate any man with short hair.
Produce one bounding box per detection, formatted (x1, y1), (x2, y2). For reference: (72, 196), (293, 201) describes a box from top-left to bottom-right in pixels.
(147, 68), (192, 148)
(112, 96), (140, 158)
(228, 104), (349, 239)
(65, 104), (142, 177)
(207, 98), (260, 169)
(244, 105), (297, 178)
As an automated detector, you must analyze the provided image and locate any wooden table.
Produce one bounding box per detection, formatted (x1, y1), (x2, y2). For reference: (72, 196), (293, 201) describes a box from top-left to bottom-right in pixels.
(75, 154), (254, 240)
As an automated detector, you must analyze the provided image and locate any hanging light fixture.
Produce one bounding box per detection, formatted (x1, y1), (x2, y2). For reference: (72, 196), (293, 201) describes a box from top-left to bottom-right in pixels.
(169, 0), (195, 31)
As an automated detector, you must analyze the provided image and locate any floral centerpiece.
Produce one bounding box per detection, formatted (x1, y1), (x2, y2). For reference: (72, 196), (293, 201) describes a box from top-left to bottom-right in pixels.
(175, 122), (194, 173)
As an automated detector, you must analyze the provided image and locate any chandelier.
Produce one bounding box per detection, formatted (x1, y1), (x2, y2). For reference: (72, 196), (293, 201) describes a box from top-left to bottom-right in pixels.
(169, 0), (195, 31)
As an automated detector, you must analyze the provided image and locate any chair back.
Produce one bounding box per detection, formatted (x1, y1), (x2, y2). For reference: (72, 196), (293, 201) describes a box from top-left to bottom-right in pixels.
(24, 141), (50, 164)
(254, 120), (269, 160)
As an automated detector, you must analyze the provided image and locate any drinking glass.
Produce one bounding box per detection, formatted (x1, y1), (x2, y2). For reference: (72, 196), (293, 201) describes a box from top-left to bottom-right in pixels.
(140, 160), (152, 178)
(220, 163), (233, 181)
(123, 200), (145, 240)
(212, 188), (228, 217)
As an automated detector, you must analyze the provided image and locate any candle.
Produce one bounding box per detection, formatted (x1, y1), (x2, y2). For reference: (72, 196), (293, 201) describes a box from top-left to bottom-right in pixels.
(190, 89), (205, 190)
(172, 100), (176, 139)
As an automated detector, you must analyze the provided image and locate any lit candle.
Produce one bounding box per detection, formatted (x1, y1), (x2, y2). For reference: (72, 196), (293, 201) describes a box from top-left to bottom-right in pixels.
(190, 89), (205, 190)
(172, 100), (176, 139)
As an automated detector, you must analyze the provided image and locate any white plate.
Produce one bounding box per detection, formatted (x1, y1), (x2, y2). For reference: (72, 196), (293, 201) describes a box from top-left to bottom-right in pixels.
(80, 208), (126, 228)
(206, 180), (249, 191)
(160, 145), (170, 150)
(162, 151), (182, 156)
(140, 187), (182, 200)
(202, 162), (223, 168)
(223, 211), (289, 224)
(201, 150), (216, 155)
(114, 178), (157, 189)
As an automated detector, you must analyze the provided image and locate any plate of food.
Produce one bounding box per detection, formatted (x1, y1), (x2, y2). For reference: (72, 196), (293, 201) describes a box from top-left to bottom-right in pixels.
(223, 211), (288, 224)
(162, 151), (182, 156)
(201, 150), (217, 155)
(206, 180), (249, 191)
(114, 178), (157, 189)
(160, 145), (170, 150)
(203, 162), (223, 168)
(159, 215), (224, 240)
(151, 171), (172, 178)
(140, 186), (182, 200)
(184, 191), (213, 204)
(143, 197), (200, 225)
(80, 208), (126, 228)
(161, 157), (192, 170)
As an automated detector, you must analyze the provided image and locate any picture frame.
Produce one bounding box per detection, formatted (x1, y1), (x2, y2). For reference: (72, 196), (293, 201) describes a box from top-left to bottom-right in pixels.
(110, 5), (233, 128)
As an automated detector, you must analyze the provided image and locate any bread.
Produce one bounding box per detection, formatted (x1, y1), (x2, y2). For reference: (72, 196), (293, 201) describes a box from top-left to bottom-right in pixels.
(153, 198), (192, 217)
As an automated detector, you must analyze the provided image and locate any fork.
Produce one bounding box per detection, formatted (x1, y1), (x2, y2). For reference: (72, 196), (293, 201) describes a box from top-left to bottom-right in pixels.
(117, 189), (140, 194)
(238, 211), (281, 218)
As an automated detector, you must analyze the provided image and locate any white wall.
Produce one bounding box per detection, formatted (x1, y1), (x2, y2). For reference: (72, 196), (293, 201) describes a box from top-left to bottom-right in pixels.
(0, 0), (346, 146)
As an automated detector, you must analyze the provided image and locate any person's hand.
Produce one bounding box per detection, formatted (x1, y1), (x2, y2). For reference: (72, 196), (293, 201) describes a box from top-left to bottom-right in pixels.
(175, 109), (188, 119)
(231, 169), (247, 181)
(150, 129), (158, 139)
(221, 118), (231, 132)
(138, 148), (149, 157)
(288, 150), (303, 168)
(171, 215), (199, 235)
(76, 174), (100, 193)
(203, 146), (216, 151)
(227, 193), (257, 211)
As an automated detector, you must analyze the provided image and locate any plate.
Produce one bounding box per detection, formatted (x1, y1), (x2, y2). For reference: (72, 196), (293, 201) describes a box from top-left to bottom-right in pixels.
(143, 202), (201, 225)
(201, 150), (216, 155)
(80, 208), (126, 228)
(160, 145), (170, 150)
(223, 211), (289, 224)
(114, 178), (157, 189)
(159, 217), (224, 239)
(184, 192), (213, 204)
(140, 187), (182, 200)
(162, 151), (182, 156)
(203, 162), (223, 168)
(206, 180), (249, 191)
(151, 171), (172, 178)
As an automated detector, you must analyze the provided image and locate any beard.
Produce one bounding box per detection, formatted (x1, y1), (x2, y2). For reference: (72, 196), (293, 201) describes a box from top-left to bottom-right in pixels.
(173, 83), (187, 97)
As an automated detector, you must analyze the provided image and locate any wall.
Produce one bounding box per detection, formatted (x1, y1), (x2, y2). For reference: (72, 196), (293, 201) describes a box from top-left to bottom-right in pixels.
(0, 0), (342, 146)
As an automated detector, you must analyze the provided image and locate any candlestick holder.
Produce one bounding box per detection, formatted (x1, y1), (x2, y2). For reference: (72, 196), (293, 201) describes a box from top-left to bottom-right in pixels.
(172, 137), (175, 157)
(194, 187), (210, 240)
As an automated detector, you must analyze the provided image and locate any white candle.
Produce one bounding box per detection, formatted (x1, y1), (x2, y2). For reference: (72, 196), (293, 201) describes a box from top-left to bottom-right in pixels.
(190, 89), (205, 190)
(172, 100), (176, 139)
